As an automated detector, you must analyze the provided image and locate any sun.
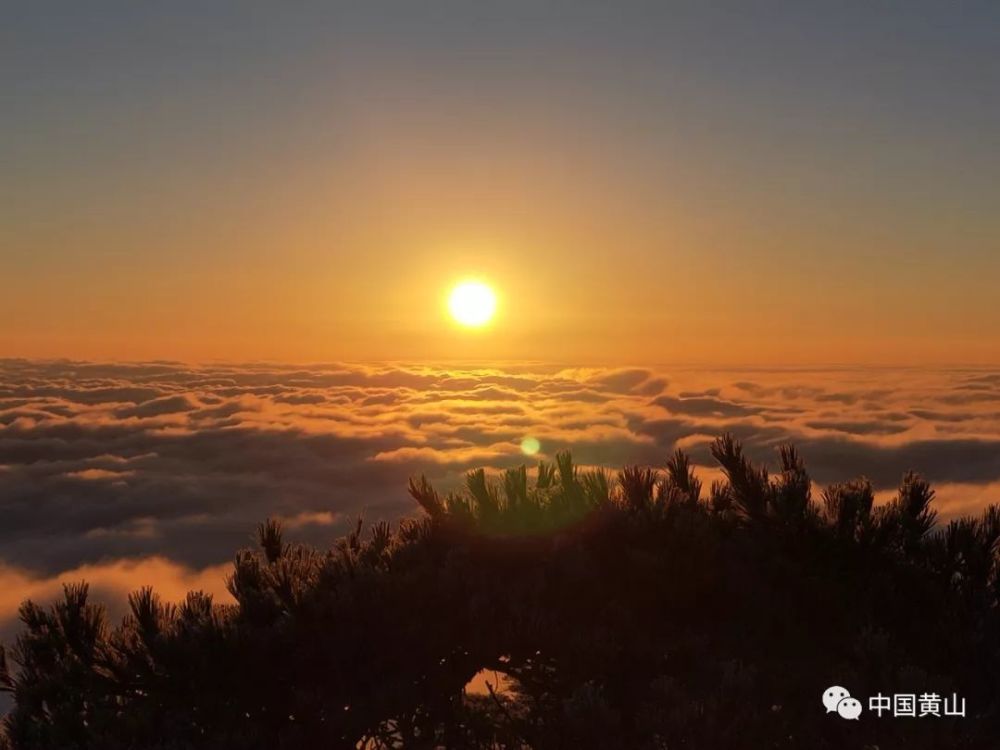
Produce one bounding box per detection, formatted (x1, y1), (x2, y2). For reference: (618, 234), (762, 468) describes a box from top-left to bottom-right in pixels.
(448, 280), (497, 328)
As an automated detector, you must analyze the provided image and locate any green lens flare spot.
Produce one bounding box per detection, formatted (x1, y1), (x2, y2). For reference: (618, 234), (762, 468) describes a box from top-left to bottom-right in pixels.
(520, 437), (541, 455)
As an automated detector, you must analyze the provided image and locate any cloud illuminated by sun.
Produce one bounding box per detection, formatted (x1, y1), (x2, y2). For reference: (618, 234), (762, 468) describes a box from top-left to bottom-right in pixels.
(448, 281), (497, 328)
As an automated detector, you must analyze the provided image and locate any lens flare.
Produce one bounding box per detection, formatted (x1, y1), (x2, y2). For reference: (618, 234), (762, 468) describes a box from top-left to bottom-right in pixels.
(520, 437), (541, 455)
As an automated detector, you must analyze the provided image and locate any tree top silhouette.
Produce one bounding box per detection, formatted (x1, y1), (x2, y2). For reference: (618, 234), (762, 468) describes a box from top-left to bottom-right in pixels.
(2, 434), (998, 749)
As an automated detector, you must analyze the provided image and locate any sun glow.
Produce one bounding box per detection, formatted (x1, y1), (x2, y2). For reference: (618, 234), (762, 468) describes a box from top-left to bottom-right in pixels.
(448, 281), (497, 328)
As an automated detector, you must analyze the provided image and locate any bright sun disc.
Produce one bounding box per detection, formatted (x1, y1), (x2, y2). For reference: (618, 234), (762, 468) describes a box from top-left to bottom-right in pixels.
(448, 281), (497, 327)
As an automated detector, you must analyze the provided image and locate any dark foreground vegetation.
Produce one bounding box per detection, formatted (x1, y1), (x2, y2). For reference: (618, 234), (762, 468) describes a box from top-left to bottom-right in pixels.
(2, 435), (999, 748)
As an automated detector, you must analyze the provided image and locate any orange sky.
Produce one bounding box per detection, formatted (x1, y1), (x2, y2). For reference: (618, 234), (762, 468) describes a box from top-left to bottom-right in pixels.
(3, 4), (999, 366)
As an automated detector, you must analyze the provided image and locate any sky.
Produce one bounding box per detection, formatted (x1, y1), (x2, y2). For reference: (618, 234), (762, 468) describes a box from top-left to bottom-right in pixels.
(3, 1), (999, 365)
(2, 2), (1000, 659)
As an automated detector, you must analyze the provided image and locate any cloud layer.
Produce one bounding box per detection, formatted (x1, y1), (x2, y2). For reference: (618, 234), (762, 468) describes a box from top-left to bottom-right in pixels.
(2, 359), (1000, 629)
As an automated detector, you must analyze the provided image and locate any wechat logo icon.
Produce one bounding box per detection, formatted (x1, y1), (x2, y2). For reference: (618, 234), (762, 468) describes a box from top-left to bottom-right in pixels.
(823, 686), (862, 720)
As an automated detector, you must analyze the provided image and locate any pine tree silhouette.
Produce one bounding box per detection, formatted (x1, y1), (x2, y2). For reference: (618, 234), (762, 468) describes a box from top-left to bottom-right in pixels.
(2, 434), (998, 748)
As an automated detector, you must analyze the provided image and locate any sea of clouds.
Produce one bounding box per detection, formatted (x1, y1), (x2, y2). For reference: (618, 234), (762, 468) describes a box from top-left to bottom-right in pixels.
(2, 358), (1000, 634)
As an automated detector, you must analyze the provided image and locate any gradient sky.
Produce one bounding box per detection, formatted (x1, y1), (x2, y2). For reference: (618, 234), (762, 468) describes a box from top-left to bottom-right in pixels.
(3, 1), (999, 365)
